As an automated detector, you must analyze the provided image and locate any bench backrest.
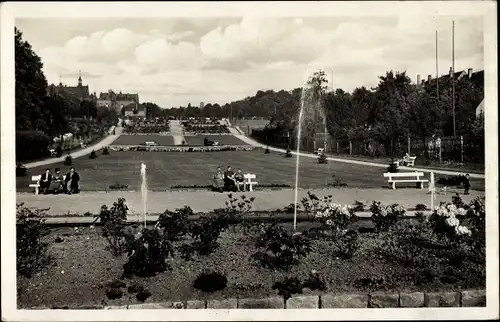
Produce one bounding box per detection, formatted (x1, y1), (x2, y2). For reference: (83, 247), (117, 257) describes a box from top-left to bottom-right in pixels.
(383, 172), (424, 178)
(244, 173), (257, 180)
(145, 141), (156, 146)
(32, 175), (41, 181)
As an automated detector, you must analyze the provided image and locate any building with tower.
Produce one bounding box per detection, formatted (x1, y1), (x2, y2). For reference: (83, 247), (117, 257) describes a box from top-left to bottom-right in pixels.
(48, 71), (96, 102)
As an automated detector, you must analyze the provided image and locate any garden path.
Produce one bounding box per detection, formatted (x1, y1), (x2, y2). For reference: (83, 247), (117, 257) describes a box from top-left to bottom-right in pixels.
(168, 120), (186, 145)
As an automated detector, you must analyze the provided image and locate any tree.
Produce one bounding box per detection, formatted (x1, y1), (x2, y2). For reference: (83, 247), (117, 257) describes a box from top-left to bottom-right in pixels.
(142, 102), (162, 118)
(15, 27), (49, 132)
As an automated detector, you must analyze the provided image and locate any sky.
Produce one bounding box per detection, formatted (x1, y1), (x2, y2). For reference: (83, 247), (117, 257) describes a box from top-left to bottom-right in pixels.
(16, 15), (484, 108)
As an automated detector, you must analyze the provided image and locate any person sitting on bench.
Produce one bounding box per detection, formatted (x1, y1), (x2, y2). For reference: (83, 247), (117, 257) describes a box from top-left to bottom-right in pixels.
(49, 168), (65, 194)
(65, 167), (80, 194)
(223, 166), (236, 191)
(40, 168), (53, 195)
(212, 166), (224, 192)
(234, 169), (245, 191)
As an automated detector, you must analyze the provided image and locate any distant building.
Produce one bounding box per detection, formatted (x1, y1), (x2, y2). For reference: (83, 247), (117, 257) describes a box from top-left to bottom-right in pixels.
(48, 71), (97, 102)
(123, 102), (146, 118)
(97, 90), (140, 112)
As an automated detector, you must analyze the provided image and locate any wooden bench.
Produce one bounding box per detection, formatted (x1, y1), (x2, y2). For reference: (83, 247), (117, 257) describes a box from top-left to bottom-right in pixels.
(243, 173), (259, 192)
(383, 172), (428, 190)
(395, 155), (417, 167)
(29, 175), (67, 194)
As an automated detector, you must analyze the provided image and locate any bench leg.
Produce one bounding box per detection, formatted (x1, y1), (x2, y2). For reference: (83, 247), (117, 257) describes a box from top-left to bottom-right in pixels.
(249, 184), (253, 192)
(420, 182), (424, 189)
(35, 186), (39, 195)
(392, 182), (396, 190)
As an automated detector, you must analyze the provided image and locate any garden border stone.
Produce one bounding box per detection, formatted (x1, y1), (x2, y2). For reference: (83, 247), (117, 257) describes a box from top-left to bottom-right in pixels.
(98, 289), (485, 310)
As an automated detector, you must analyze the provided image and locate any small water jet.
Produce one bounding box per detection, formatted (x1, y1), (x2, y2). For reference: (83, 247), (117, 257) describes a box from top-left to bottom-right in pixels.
(140, 162), (148, 229)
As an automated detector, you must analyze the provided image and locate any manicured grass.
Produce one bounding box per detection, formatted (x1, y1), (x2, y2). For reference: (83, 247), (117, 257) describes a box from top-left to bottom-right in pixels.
(16, 148), (485, 192)
(183, 135), (248, 146)
(17, 221), (485, 308)
(112, 135), (175, 146)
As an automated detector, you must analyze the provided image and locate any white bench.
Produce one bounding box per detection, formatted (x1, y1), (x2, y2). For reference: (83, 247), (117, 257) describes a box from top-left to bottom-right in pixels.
(29, 174), (67, 194)
(383, 172), (428, 190)
(145, 141), (157, 146)
(316, 148), (325, 155)
(243, 173), (259, 192)
(29, 175), (41, 195)
(395, 155), (417, 167)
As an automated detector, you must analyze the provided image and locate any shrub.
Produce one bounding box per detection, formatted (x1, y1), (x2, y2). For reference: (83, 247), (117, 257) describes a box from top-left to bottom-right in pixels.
(157, 206), (192, 241)
(437, 175), (466, 187)
(369, 201), (406, 232)
(181, 213), (229, 259)
(303, 270), (327, 291)
(352, 200), (365, 212)
(105, 288), (123, 300)
(108, 183), (129, 190)
(93, 198), (131, 256)
(318, 153), (327, 164)
(16, 204), (52, 277)
(254, 224), (312, 270)
(64, 154), (73, 166)
(193, 271), (228, 293)
(16, 131), (51, 161)
(102, 147), (110, 155)
(89, 150), (97, 159)
(16, 162), (27, 177)
(428, 203), (470, 247)
(272, 277), (303, 301)
(285, 146), (293, 158)
(221, 193), (255, 234)
(326, 175), (348, 187)
(122, 228), (174, 278)
(387, 161), (399, 173)
(451, 193), (466, 209)
(331, 229), (359, 259)
(314, 203), (358, 231)
(415, 203), (428, 211)
(265, 146), (270, 154)
(415, 211), (426, 223)
(127, 282), (145, 294)
(136, 289), (152, 302)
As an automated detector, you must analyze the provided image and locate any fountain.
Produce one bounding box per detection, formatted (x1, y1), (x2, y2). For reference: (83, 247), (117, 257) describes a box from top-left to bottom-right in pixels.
(293, 70), (330, 230)
(140, 162), (148, 229)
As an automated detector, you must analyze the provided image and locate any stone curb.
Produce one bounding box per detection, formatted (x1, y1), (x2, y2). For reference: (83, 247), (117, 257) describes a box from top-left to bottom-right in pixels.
(101, 289), (485, 310)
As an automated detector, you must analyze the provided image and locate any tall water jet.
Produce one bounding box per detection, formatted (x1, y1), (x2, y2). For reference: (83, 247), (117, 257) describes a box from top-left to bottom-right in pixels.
(293, 88), (306, 231)
(140, 162), (147, 229)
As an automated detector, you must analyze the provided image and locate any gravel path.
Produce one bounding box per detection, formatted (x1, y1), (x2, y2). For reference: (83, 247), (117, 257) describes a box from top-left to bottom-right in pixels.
(168, 120), (185, 145)
(17, 188), (484, 216)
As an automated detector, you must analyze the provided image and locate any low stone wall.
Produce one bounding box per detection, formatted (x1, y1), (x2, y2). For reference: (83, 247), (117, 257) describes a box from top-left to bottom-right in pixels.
(183, 133), (233, 136)
(120, 132), (171, 136)
(109, 145), (255, 152)
(98, 289), (485, 310)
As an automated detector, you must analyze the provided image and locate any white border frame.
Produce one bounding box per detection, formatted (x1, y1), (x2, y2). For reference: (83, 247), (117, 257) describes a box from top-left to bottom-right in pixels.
(1, 1), (498, 321)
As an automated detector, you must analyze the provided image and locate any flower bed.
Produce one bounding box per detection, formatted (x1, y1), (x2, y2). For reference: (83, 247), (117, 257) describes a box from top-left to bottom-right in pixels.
(182, 124), (230, 134)
(17, 194), (485, 309)
(108, 145), (255, 152)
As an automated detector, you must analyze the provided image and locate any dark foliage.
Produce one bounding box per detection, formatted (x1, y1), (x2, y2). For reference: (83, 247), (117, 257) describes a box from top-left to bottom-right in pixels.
(16, 162), (27, 177)
(136, 289), (152, 302)
(437, 175), (466, 187)
(193, 271), (228, 293)
(102, 146), (110, 155)
(272, 277), (303, 301)
(415, 203), (428, 211)
(89, 150), (97, 159)
(64, 154), (73, 166)
(303, 270), (328, 291)
(105, 288), (123, 300)
(318, 153), (327, 164)
(157, 206), (192, 241)
(387, 161), (399, 173)
(93, 198), (131, 256)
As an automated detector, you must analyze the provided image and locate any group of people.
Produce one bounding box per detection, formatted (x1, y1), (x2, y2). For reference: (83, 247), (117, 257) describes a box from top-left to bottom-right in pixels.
(39, 167), (81, 195)
(212, 166), (245, 192)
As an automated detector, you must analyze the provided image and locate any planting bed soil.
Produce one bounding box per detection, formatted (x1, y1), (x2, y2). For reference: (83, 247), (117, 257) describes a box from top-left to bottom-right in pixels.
(112, 135), (175, 146)
(18, 221), (485, 309)
(183, 135), (248, 146)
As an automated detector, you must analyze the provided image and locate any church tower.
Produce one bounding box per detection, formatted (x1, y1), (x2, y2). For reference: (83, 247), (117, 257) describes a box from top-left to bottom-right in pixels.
(78, 70), (82, 87)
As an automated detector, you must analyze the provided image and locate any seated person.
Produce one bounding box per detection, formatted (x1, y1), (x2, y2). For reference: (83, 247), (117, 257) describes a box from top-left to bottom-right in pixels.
(223, 166), (236, 191)
(212, 167), (224, 192)
(49, 168), (65, 194)
(234, 169), (245, 191)
(39, 168), (53, 194)
(64, 167), (80, 194)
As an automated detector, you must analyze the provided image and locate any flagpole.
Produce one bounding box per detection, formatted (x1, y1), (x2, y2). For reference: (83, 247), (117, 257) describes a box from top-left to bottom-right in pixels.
(436, 30), (439, 101)
(452, 20), (456, 137)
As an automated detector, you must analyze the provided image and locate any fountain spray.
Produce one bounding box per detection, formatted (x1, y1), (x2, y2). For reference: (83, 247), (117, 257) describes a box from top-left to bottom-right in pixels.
(140, 163), (147, 229)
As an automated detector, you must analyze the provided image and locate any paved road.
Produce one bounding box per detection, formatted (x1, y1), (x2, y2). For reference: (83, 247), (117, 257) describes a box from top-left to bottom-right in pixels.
(24, 122), (123, 169)
(168, 120), (185, 145)
(228, 126), (485, 179)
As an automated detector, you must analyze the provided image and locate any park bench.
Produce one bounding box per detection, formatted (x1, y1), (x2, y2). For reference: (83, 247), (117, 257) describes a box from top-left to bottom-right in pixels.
(243, 173), (259, 192)
(395, 155), (417, 167)
(145, 141), (157, 146)
(316, 148), (325, 155)
(30, 174), (67, 195)
(49, 149), (57, 157)
(383, 171), (428, 190)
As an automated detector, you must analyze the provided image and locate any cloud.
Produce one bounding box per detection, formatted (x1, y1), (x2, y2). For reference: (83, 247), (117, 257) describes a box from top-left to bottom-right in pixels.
(23, 15), (483, 108)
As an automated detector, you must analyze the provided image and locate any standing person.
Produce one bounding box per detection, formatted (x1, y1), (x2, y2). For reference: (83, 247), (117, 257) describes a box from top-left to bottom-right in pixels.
(223, 166), (236, 191)
(65, 167), (81, 194)
(463, 173), (471, 195)
(39, 168), (53, 194)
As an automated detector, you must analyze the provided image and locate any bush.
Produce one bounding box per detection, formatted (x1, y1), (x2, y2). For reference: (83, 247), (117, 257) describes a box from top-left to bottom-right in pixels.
(16, 131), (51, 161)
(352, 200), (365, 212)
(193, 271), (228, 293)
(437, 175), (466, 187)
(89, 150), (97, 159)
(318, 153), (327, 164)
(285, 146), (293, 158)
(136, 289), (152, 302)
(428, 203), (470, 247)
(264, 146), (270, 154)
(122, 228), (174, 278)
(314, 203), (359, 231)
(221, 193), (255, 234)
(105, 288), (123, 300)
(452, 193), (466, 209)
(181, 213), (229, 259)
(157, 206), (192, 241)
(254, 224), (312, 270)
(108, 183), (129, 190)
(64, 154), (73, 166)
(16, 204), (52, 277)
(272, 277), (303, 301)
(331, 229), (359, 259)
(303, 270), (327, 291)
(102, 147), (110, 155)
(387, 161), (399, 173)
(415, 204), (428, 211)
(369, 201), (406, 232)
(16, 162), (27, 177)
(93, 198), (131, 256)
(326, 175), (348, 187)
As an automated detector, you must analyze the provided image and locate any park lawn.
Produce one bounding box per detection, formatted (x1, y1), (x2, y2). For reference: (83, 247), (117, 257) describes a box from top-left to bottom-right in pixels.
(17, 221), (485, 309)
(16, 148), (485, 192)
(112, 135), (175, 146)
(183, 135), (248, 146)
